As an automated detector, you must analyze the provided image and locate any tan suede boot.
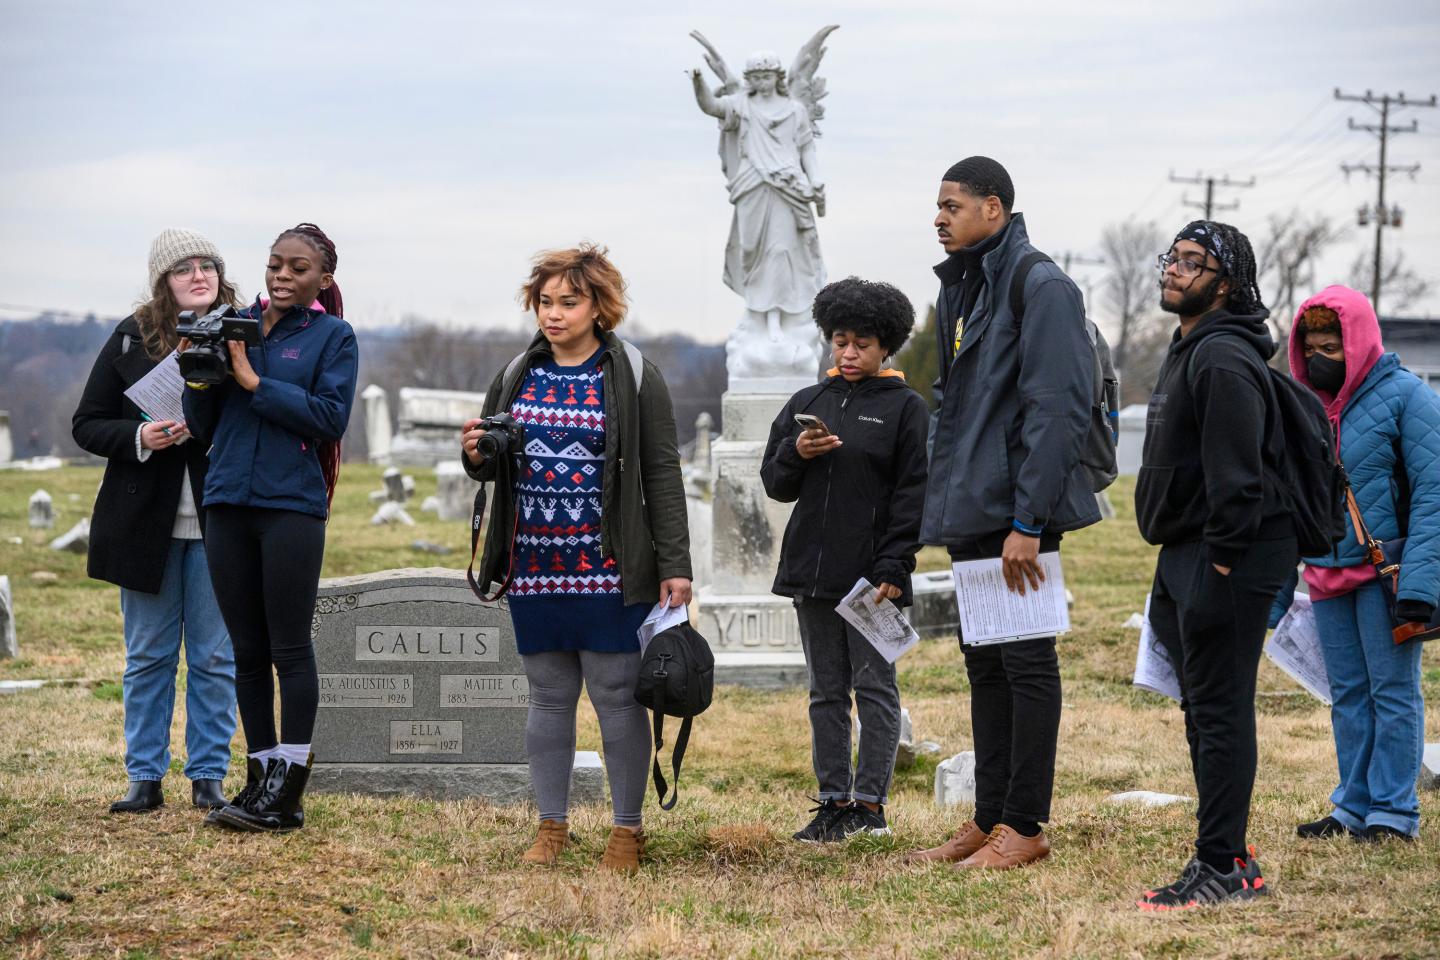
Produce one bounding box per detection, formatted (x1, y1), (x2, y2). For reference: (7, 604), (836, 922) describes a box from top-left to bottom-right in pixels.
(599, 825), (646, 874)
(520, 819), (570, 865)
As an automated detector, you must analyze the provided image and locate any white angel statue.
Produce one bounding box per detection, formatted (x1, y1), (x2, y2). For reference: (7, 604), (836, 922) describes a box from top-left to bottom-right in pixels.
(690, 27), (838, 387)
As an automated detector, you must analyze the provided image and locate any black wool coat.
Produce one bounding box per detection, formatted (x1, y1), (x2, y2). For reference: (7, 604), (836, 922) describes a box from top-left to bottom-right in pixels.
(72, 316), (210, 593)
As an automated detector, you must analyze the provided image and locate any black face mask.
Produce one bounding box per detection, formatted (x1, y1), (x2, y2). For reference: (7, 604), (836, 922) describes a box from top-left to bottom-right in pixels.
(1307, 354), (1346, 393)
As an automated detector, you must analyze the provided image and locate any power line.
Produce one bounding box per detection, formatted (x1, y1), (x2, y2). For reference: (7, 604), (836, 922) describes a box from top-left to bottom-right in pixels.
(1335, 87), (1438, 313)
(1169, 170), (1257, 219)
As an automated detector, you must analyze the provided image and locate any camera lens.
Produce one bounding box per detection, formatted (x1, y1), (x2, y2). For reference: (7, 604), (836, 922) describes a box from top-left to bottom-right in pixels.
(476, 432), (507, 459)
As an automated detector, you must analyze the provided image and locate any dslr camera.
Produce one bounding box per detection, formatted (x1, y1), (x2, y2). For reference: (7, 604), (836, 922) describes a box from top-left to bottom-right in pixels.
(175, 305), (262, 385)
(475, 413), (524, 470)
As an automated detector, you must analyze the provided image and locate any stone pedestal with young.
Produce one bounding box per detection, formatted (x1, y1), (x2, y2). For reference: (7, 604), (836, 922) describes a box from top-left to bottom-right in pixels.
(307, 568), (603, 802)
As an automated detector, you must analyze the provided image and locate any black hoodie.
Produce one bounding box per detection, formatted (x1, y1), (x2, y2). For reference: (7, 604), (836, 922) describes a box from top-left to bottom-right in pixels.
(761, 373), (930, 606)
(1135, 309), (1292, 566)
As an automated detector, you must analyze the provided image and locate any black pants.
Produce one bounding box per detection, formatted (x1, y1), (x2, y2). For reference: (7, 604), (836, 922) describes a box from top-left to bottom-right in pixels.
(951, 530), (1063, 830)
(204, 505), (327, 750)
(1148, 536), (1297, 866)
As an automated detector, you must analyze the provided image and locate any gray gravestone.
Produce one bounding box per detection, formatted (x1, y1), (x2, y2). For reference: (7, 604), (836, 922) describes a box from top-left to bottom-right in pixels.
(308, 567), (603, 803)
(48, 517), (89, 554)
(0, 410), (12, 464)
(28, 490), (53, 529)
(0, 575), (16, 659)
(433, 460), (480, 522)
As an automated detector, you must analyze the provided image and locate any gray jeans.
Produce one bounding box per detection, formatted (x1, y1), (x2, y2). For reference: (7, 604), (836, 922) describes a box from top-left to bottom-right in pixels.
(795, 598), (901, 805)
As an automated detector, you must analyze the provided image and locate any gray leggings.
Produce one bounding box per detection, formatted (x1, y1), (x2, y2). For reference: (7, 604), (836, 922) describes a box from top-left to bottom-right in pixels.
(522, 650), (649, 827)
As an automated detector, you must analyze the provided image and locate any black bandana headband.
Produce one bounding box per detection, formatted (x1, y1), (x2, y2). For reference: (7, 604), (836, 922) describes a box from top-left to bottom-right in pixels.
(1173, 220), (1236, 280)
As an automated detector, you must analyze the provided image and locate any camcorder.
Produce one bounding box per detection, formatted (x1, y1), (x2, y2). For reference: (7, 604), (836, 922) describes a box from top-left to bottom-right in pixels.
(175, 305), (262, 385)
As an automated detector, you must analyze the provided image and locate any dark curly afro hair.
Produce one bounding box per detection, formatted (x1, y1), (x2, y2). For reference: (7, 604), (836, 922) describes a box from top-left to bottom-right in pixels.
(811, 276), (916, 357)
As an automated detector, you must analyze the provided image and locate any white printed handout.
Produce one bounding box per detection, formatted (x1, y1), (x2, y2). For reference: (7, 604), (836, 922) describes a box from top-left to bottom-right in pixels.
(835, 578), (921, 664)
(1132, 595), (1181, 702)
(952, 552), (1069, 646)
(122, 349), (187, 425)
(638, 600), (690, 654)
(1265, 592), (1332, 705)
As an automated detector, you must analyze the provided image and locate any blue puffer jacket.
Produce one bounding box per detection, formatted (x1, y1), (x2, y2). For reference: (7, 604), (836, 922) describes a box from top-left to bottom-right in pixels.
(183, 300), (358, 519)
(1302, 352), (1440, 605)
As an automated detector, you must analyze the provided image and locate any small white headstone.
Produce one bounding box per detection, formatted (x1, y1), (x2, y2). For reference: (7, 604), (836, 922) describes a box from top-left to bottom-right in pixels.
(1105, 790), (1192, 808)
(382, 467), (409, 504)
(1122, 612), (1146, 629)
(433, 461), (479, 522)
(361, 384), (392, 464)
(934, 751), (976, 807)
(48, 517), (89, 553)
(28, 490), (54, 529)
(0, 410), (12, 464)
(370, 502), (415, 526)
(1420, 743), (1440, 792)
(0, 575), (17, 659)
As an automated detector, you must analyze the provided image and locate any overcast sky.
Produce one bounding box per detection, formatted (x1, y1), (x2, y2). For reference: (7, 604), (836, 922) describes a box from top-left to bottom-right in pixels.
(2, 0), (1437, 342)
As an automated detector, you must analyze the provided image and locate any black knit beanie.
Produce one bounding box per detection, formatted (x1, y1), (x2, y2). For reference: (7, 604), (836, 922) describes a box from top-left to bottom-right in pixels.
(942, 156), (1015, 212)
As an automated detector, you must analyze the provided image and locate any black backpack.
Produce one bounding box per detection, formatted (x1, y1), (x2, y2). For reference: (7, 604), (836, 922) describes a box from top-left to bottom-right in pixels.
(633, 622), (714, 810)
(1010, 252), (1120, 492)
(1187, 343), (1346, 557)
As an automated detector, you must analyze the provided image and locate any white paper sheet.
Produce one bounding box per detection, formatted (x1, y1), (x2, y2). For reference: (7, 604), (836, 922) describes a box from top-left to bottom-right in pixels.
(1265, 593), (1332, 705)
(835, 577), (921, 663)
(952, 552), (1069, 646)
(638, 600), (689, 654)
(1131, 595), (1181, 702)
(122, 350), (187, 424)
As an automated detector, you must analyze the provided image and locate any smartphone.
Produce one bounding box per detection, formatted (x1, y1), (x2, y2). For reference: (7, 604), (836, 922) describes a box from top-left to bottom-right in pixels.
(793, 413), (830, 434)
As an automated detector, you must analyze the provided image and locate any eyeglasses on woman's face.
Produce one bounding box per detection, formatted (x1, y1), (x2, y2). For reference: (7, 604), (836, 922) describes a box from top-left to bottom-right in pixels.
(170, 258), (218, 280)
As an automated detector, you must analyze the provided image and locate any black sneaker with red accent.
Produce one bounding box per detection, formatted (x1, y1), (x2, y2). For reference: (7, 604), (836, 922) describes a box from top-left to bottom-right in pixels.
(1136, 853), (1267, 912)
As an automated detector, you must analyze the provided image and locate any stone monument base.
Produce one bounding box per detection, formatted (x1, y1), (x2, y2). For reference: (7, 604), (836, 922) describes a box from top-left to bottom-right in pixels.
(310, 750), (606, 803)
(712, 651), (808, 689)
(697, 592), (807, 688)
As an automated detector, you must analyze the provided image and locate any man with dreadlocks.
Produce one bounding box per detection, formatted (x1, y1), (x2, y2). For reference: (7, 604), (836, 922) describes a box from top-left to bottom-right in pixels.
(1134, 221), (1298, 910)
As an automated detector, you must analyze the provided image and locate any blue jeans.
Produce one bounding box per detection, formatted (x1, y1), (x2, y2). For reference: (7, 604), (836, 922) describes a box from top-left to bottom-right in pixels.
(118, 538), (236, 782)
(1313, 580), (1425, 837)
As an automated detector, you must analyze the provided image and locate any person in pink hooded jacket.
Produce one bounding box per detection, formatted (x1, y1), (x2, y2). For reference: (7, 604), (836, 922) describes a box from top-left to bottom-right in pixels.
(1284, 284), (1440, 842)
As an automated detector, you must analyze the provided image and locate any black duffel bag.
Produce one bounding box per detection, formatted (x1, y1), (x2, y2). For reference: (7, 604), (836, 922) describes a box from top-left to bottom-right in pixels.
(633, 622), (714, 809)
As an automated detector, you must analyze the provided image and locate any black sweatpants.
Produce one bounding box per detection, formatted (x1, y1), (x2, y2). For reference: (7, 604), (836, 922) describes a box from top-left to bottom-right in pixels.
(204, 505), (327, 751)
(1148, 535), (1297, 867)
(951, 530), (1063, 832)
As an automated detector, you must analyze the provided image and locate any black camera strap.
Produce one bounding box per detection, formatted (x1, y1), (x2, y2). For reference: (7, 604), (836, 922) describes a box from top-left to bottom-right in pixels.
(465, 464), (520, 604)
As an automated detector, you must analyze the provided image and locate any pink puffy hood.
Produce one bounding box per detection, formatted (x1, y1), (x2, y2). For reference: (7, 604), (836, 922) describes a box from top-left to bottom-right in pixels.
(1287, 285), (1385, 432)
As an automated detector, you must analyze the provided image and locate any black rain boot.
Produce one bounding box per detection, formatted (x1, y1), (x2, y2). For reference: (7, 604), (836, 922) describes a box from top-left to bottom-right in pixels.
(206, 758), (267, 829)
(219, 756), (312, 833)
(191, 779), (227, 810)
(109, 780), (163, 813)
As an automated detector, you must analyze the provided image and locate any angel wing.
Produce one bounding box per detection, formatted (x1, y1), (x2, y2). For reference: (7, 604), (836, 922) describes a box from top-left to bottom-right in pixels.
(788, 25), (838, 134)
(690, 30), (739, 96)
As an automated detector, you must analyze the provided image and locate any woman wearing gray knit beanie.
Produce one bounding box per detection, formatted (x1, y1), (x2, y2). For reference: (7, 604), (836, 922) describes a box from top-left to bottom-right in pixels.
(72, 227), (243, 814)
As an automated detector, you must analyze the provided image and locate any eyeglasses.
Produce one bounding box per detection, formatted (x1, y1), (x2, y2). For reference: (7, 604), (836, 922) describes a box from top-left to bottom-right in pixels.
(1156, 254), (1216, 278)
(170, 259), (218, 280)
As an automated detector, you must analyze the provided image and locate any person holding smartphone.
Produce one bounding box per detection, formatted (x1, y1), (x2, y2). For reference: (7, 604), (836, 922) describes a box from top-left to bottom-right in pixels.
(760, 276), (929, 842)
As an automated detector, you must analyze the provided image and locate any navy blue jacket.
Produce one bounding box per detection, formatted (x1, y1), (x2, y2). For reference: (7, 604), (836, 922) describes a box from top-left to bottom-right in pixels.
(183, 300), (358, 518)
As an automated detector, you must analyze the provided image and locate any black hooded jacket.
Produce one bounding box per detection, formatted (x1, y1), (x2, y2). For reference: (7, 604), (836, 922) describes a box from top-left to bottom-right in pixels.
(761, 372), (930, 606)
(1135, 309), (1292, 566)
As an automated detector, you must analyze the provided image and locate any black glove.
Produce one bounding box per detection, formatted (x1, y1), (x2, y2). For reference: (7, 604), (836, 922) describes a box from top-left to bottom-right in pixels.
(1394, 599), (1435, 625)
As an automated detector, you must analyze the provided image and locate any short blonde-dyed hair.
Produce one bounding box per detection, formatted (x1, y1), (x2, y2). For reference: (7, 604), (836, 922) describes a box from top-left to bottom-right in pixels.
(1299, 305), (1341, 335)
(518, 243), (628, 332)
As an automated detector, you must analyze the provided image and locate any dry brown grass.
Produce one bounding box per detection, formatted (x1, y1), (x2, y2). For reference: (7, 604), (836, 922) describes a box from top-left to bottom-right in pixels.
(2, 467), (1438, 958)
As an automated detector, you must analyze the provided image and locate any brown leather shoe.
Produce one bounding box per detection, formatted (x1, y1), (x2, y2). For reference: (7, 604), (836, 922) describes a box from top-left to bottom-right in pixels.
(906, 820), (989, 863)
(599, 825), (646, 874)
(955, 825), (1051, 870)
(520, 819), (570, 865)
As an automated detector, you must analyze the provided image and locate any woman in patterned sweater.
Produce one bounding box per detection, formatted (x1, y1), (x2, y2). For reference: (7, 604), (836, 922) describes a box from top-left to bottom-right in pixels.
(461, 244), (692, 873)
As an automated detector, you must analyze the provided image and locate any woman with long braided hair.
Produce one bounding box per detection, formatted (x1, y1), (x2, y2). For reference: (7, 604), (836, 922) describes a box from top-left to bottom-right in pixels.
(183, 223), (358, 833)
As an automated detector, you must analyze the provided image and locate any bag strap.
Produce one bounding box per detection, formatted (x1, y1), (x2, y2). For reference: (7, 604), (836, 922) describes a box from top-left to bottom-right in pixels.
(1340, 471), (1388, 569)
(647, 661), (687, 811)
(1008, 252), (1053, 322)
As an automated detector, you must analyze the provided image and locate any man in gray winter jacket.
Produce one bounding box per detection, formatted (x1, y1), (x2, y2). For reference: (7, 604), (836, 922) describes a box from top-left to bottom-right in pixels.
(906, 157), (1098, 871)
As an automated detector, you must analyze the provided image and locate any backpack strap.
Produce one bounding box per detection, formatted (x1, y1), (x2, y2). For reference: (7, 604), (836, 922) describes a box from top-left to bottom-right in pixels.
(649, 701), (690, 811)
(1008, 252), (1054, 321)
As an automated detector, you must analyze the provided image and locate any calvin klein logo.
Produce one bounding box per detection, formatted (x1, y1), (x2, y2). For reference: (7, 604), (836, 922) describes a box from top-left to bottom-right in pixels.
(857, 415), (885, 425)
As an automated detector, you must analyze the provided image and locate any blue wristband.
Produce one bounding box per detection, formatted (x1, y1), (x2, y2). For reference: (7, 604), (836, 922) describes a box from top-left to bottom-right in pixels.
(1011, 519), (1043, 537)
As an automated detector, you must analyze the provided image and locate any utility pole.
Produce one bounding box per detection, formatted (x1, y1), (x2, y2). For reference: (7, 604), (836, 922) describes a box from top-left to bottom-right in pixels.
(1335, 88), (1437, 315)
(1169, 170), (1256, 219)
(1056, 252), (1104, 310)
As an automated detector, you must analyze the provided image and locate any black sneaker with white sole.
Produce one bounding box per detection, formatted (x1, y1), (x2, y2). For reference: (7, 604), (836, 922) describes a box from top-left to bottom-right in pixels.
(1136, 854), (1266, 912)
(835, 803), (891, 839)
(792, 798), (848, 842)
